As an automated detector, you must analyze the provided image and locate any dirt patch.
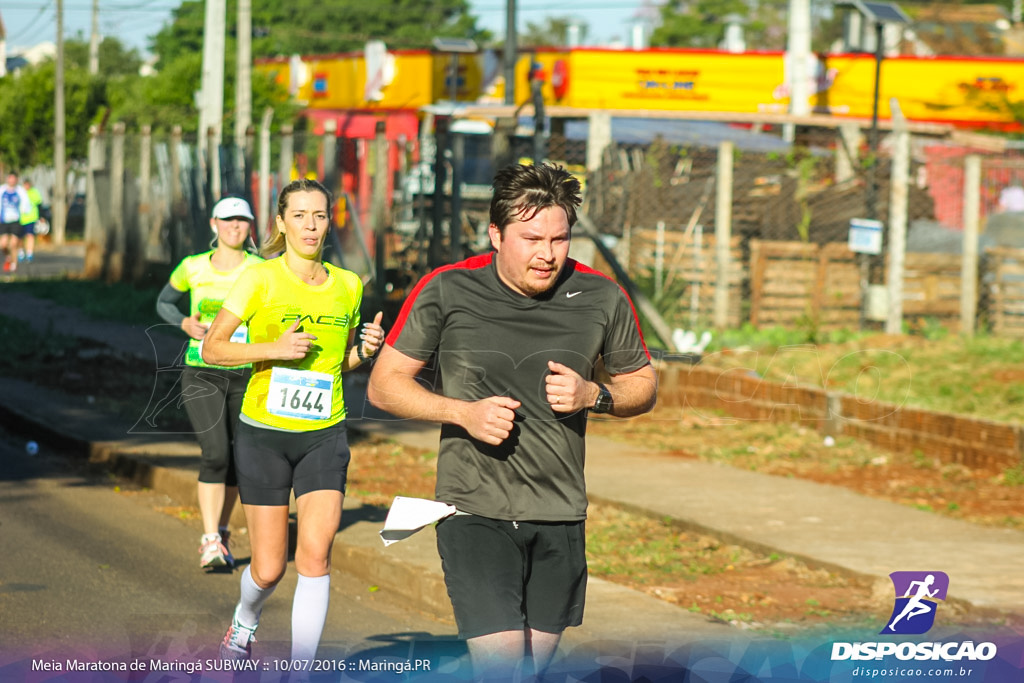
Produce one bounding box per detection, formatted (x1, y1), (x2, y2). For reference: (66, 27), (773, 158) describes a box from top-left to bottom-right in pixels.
(993, 369), (1024, 383)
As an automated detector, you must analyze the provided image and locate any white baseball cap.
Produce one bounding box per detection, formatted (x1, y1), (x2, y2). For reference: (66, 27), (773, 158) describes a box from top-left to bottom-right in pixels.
(211, 196), (254, 220)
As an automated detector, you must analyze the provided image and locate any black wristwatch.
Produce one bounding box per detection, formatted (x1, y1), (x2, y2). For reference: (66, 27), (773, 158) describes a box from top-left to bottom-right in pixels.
(592, 383), (614, 414)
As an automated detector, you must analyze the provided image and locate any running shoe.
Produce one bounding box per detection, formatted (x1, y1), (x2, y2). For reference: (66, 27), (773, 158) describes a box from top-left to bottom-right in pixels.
(199, 533), (229, 569)
(17, 249), (24, 262)
(219, 607), (257, 660)
(25, 254), (33, 263)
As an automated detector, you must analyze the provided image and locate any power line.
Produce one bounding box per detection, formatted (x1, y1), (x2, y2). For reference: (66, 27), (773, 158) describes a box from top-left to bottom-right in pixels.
(13, 1), (55, 37)
(3, 3), (178, 14)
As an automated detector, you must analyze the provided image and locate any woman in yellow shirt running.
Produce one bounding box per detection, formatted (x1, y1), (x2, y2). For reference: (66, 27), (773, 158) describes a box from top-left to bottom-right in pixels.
(202, 178), (384, 665)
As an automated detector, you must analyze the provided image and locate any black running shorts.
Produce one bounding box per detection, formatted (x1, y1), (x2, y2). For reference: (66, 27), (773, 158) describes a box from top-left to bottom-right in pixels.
(233, 420), (350, 506)
(435, 514), (587, 639)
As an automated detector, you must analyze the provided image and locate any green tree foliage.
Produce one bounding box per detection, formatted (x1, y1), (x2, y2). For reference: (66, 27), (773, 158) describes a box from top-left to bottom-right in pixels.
(811, 9), (845, 54)
(0, 0), (486, 168)
(62, 37), (144, 76)
(110, 52), (203, 134)
(520, 16), (589, 48)
(153, 0), (488, 66)
(0, 37), (144, 167)
(0, 58), (106, 168)
(652, 0), (752, 49)
(651, 0), (790, 50)
(105, 51), (299, 138)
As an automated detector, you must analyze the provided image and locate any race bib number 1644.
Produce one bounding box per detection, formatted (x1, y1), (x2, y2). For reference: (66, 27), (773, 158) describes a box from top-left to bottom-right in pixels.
(267, 367), (333, 421)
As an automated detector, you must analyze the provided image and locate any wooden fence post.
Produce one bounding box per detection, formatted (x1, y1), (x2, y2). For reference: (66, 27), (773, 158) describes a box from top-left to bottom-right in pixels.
(322, 119), (338, 192)
(885, 124), (910, 334)
(492, 117), (516, 172)
(244, 123), (256, 205)
(83, 125), (106, 279)
(278, 124), (294, 189)
(373, 120), (390, 278)
(836, 123), (862, 185)
(586, 111), (612, 173)
(169, 126), (185, 263)
(259, 108), (274, 247)
(713, 140), (734, 330)
(749, 240), (763, 327)
(141, 125), (164, 265)
(206, 125), (220, 203)
(654, 220), (665, 298)
(962, 154), (982, 336)
(449, 130), (463, 263)
(108, 122), (126, 282)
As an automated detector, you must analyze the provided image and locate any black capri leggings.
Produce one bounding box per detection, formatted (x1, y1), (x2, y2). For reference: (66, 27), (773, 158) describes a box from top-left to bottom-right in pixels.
(180, 365), (249, 486)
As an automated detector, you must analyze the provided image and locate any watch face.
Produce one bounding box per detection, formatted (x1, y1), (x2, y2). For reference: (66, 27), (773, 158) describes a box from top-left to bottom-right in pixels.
(595, 385), (613, 413)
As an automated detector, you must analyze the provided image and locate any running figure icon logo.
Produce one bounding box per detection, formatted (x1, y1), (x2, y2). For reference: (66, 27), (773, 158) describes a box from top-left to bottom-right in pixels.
(880, 571), (949, 635)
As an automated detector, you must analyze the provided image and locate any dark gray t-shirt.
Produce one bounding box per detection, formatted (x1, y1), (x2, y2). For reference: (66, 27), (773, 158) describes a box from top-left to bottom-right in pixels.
(387, 253), (650, 521)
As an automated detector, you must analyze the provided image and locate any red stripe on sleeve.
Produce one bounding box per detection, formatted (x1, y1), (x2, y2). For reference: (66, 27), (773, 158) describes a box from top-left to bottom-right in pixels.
(385, 253), (493, 346)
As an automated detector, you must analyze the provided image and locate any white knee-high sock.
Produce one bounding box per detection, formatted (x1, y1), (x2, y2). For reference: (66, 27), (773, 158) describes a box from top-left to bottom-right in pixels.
(290, 573), (331, 662)
(237, 565), (276, 627)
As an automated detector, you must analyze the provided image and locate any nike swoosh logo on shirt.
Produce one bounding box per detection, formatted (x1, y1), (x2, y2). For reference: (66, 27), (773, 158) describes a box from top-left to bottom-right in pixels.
(566, 291), (583, 298)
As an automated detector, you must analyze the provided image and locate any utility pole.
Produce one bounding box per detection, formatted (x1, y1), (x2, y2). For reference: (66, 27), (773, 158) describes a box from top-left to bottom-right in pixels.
(199, 0), (226, 200)
(88, 0), (99, 75)
(784, 0), (811, 142)
(235, 0), (252, 163)
(53, 0), (67, 244)
(503, 0), (517, 105)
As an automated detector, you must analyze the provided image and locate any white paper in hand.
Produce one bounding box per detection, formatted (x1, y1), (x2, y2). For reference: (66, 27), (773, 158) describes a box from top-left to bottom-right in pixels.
(380, 496), (458, 546)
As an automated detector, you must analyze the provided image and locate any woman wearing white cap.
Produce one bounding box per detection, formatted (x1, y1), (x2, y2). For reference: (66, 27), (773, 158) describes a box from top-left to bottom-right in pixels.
(156, 196), (264, 570)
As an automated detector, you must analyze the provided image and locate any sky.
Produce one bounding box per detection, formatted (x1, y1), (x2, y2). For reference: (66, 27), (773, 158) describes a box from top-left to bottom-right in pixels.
(2, 0), (651, 57)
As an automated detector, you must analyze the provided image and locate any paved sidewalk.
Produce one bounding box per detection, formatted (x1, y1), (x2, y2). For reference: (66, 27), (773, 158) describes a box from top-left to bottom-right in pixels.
(3, 276), (1024, 638)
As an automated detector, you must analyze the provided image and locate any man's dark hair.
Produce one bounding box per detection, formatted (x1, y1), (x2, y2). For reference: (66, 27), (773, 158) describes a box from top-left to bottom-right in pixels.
(489, 163), (582, 231)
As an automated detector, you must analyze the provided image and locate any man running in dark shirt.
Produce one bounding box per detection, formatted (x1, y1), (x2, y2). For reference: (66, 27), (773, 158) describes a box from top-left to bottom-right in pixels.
(368, 163), (657, 679)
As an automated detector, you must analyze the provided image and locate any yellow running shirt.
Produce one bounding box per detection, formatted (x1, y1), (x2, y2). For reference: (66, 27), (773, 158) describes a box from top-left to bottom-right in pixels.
(168, 250), (264, 368)
(221, 257), (363, 431)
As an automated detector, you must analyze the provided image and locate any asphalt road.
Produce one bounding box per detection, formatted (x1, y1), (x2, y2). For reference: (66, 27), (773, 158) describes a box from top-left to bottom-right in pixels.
(0, 241), (86, 281)
(0, 426), (467, 681)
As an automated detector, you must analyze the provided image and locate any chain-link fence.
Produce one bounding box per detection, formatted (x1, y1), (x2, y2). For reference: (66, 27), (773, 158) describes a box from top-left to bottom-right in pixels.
(581, 126), (1024, 345)
(73, 117), (1024, 344)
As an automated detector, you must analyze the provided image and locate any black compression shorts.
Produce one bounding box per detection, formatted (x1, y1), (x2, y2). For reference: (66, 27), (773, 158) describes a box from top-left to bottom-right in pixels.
(181, 365), (248, 486)
(233, 420), (350, 506)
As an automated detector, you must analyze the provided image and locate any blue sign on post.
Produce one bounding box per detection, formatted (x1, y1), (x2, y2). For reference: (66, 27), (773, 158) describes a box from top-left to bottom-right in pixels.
(849, 218), (884, 255)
